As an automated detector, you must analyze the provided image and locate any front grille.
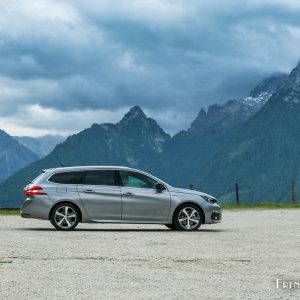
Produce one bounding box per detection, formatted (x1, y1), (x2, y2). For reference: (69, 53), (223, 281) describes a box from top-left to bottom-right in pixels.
(211, 212), (221, 221)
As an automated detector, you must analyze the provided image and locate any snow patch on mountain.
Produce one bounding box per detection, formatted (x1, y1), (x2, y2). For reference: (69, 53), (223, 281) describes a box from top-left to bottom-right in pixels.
(241, 92), (271, 107)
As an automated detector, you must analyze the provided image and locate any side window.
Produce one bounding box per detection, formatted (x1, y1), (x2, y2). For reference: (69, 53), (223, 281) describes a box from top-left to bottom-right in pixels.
(83, 170), (116, 186)
(49, 171), (84, 184)
(119, 171), (157, 189)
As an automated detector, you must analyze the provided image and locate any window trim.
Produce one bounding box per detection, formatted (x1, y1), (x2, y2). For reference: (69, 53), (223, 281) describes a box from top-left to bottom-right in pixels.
(48, 169), (119, 187)
(47, 168), (168, 190)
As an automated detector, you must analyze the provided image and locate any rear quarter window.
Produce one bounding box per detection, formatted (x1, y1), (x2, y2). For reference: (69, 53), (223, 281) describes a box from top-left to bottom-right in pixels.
(31, 172), (46, 183)
(48, 171), (84, 184)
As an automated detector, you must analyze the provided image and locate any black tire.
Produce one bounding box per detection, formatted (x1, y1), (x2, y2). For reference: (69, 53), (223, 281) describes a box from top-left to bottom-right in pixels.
(165, 224), (177, 230)
(50, 203), (79, 231)
(173, 204), (203, 231)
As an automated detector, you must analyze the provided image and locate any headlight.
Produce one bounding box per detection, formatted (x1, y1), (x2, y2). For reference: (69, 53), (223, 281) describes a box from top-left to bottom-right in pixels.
(202, 195), (218, 204)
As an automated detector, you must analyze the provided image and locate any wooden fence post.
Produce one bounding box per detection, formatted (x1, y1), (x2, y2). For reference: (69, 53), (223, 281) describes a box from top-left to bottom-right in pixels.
(291, 179), (296, 204)
(235, 182), (240, 205)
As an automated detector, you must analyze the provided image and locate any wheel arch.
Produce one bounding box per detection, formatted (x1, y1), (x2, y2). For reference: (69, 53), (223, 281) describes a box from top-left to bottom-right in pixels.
(49, 200), (82, 222)
(172, 201), (205, 224)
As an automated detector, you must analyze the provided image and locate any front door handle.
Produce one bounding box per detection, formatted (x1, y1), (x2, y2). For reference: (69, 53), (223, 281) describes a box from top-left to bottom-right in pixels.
(122, 192), (135, 197)
(83, 189), (95, 193)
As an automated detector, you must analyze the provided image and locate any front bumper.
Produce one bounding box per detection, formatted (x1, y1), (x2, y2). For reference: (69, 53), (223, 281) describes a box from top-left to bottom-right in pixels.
(203, 203), (222, 224)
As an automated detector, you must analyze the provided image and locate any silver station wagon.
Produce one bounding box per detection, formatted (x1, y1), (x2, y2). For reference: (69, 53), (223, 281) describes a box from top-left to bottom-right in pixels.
(21, 166), (222, 231)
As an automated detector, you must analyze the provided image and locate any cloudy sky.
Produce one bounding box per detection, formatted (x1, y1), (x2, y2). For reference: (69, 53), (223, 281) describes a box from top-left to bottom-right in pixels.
(0, 0), (300, 136)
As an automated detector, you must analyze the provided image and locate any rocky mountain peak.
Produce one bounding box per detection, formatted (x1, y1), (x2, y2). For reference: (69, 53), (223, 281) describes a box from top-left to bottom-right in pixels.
(249, 73), (288, 98)
(287, 62), (300, 85)
(0, 129), (10, 139)
(119, 106), (147, 125)
(118, 106), (170, 154)
(198, 107), (206, 117)
(270, 62), (300, 106)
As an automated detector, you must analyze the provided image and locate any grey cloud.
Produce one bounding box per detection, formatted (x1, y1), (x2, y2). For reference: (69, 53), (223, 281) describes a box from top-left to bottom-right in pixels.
(0, 0), (299, 135)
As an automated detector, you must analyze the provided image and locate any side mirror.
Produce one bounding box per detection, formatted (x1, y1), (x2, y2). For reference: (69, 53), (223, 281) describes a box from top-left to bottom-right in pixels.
(156, 183), (165, 192)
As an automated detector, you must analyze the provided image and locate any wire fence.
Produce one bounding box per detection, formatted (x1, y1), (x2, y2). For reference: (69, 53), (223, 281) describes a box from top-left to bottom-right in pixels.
(187, 180), (298, 205)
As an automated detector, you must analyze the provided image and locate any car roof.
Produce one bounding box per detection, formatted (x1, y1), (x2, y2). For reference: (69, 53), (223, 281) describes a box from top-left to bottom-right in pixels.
(43, 166), (133, 172)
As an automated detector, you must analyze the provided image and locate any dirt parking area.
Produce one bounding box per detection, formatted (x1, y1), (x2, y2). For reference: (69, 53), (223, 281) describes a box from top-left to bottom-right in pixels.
(0, 209), (299, 299)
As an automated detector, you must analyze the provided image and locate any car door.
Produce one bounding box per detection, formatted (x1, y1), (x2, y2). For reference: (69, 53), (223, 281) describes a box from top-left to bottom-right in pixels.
(118, 170), (171, 222)
(77, 169), (122, 221)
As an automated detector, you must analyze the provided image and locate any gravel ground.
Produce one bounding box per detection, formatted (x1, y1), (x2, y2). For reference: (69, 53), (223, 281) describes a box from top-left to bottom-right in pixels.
(0, 209), (299, 300)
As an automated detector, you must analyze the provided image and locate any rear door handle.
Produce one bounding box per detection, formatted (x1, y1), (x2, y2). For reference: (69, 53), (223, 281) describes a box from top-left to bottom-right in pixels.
(83, 189), (95, 193)
(122, 192), (135, 197)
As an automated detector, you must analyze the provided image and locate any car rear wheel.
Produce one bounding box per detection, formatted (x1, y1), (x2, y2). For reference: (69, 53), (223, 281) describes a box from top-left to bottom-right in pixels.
(174, 204), (202, 231)
(50, 203), (79, 231)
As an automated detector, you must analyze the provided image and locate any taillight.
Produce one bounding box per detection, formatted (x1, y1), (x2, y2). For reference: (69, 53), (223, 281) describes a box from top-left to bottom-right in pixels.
(23, 186), (47, 196)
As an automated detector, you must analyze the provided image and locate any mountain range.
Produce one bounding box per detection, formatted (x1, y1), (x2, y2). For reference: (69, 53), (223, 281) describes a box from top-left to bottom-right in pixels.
(0, 132), (64, 186)
(0, 130), (39, 183)
(1, 62), (299, 207)
(14, 135), (65, 158)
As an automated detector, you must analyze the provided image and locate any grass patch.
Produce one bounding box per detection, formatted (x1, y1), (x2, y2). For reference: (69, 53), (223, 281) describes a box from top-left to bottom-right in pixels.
(222, 203), (300, 209)
(0, 209), (19, 215)
(0, 260), (12, 264)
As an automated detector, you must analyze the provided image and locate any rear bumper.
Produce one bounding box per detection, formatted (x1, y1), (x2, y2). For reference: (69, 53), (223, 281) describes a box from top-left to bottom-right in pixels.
(20, 196), (52, 220)
(21, 212), (32, 218)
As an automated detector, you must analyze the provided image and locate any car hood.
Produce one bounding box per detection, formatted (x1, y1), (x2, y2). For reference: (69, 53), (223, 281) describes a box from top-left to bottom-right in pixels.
(172, 188), (215, 199)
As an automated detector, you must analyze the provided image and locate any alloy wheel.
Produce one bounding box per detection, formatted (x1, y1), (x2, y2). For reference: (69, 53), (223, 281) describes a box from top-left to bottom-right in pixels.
(54, 205), (77, 229)
(177, 207), (200, 230)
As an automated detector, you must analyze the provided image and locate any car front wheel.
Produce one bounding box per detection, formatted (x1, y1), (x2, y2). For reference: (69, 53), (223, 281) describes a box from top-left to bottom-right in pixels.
(50, 203), (79, 231)
(173, 204), (202, 231)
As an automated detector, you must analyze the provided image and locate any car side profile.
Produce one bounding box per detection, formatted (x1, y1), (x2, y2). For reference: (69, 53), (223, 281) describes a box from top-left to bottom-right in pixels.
(21, 166), (222, 231)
